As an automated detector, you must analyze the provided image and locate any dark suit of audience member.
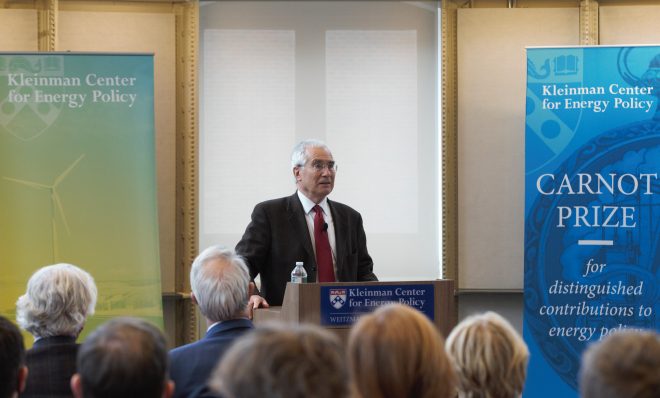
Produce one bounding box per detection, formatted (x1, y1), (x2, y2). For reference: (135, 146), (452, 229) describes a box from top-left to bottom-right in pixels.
(170, 319), (252, 398)
(169, 246), (255, 398)
(236, 139), (377, 309)
(71, 317), (173, 398)
(15, 263), (97, 398)
(22, 336), (78, 398)
(0, 315), (28, 398)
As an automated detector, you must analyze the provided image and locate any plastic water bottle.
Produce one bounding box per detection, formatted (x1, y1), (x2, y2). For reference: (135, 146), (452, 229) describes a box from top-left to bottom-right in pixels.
(291, 261), (307, 283)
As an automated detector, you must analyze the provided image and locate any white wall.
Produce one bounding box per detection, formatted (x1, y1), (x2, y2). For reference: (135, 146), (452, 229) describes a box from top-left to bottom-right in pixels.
(199, 1), (440, 281)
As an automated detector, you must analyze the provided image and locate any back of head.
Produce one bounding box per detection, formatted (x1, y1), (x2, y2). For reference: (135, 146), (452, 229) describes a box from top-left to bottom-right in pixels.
(348, 303), (455, 398)
(445, 311), (529, 398)
(0, 316), (25, 398)
(209, 323), (347, 398)
(190, 246), (250, 322)
(16, 263), (97, 338)
(76, 317), (169, 398)
(579, 329), (660, 398)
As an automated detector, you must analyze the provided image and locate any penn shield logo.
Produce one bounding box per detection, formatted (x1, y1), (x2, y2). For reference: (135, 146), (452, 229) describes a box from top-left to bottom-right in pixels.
(0, 55), (66, 141)
(329, 289), (347, 309)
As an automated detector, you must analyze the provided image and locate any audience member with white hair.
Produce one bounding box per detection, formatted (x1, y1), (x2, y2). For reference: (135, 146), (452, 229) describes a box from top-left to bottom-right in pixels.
(16, 263), (97, 398)
(579, 329), (660, 398)
(169, 245), (254, 398)
(445, 311), (529, 398)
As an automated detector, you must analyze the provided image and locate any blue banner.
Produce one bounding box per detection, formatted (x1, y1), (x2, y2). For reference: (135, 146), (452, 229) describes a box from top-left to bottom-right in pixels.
(524, 46), (659, 398)
(320, 284), (434, 326)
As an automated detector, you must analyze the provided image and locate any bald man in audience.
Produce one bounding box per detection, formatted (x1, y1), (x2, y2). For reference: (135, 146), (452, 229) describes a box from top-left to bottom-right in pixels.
(0, 316), (28, 398)
(169, 246), (254, 398)
(70, 317), (173, 398)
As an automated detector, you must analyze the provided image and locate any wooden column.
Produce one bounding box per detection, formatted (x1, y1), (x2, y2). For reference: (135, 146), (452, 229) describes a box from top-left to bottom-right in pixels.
(440, 0), (459, 287)
(174, 0), (200, 345)
(37, 0), (57, 51)
(580, 0), (599, 45)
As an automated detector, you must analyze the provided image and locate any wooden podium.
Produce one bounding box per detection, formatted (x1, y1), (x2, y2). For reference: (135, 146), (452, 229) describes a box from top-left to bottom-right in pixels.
(254, 280), (455, 340)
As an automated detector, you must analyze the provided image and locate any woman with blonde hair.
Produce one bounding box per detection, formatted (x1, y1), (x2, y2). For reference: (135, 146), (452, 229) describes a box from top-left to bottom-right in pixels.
(445, 311), (529, 398)
(347, 303), (456, 398)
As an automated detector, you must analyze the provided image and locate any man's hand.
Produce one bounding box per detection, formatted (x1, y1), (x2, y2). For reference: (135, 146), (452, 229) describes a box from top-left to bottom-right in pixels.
(247, 294), (269, 319)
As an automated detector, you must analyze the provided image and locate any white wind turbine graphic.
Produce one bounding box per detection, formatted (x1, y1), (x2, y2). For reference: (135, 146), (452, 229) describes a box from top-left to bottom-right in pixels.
(3, 154), (85, 261)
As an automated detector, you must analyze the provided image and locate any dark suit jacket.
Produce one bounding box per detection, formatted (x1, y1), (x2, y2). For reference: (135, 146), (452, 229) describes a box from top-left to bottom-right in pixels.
(236, 192), (377, 305)
(169, 318), (254, 398)
(21, 335), (78, 398)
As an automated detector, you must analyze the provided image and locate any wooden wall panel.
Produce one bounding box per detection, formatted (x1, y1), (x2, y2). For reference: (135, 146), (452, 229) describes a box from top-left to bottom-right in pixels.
(457, 8), (579, 290)
(0, 9), (39, 51)
(600, 5), (660, 44)
(58, 10), (177, 293)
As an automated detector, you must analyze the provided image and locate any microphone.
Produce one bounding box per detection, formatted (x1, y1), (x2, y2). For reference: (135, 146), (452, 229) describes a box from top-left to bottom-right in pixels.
(323, 222), (328, 232)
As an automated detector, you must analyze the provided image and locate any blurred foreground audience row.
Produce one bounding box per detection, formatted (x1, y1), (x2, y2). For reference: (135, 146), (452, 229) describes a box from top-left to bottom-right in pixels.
(1, 247), (658, 398)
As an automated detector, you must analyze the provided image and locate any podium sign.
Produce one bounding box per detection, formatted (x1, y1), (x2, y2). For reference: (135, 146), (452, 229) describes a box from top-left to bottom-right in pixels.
(320, 284), (434, 326)
(253, 280), (455, 340)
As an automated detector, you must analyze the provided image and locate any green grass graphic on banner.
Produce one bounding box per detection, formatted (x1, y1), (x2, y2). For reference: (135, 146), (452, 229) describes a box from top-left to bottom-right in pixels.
(0, 53), (162, 344)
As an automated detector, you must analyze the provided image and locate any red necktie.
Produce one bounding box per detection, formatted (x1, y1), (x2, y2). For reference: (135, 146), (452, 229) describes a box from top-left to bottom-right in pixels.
(313, 205), (335, 282)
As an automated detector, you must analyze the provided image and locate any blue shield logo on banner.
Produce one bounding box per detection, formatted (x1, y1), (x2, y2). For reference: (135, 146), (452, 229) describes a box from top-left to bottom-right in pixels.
(329, 289), (347, 309)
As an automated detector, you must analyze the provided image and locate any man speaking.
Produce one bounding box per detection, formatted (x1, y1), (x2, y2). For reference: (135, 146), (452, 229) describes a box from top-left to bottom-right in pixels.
(236, 139), (377, 309)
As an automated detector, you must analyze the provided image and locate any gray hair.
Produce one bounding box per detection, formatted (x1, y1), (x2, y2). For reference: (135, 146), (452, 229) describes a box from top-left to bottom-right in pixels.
(290, 139), (332, 168)
(580, 330), (660, 398)
(16, 263), (97, 338)
(190, 246), (250, 322)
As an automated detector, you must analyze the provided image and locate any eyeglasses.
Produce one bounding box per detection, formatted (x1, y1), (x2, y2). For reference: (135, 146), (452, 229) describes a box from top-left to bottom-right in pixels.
(304, 160), (338, 173)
